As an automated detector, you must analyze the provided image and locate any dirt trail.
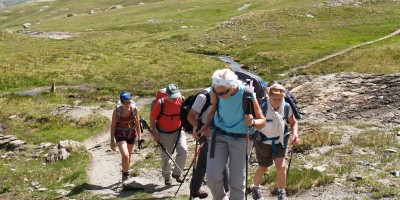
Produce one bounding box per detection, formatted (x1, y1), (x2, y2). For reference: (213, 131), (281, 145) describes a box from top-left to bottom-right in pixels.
(291, 28), (400, 72)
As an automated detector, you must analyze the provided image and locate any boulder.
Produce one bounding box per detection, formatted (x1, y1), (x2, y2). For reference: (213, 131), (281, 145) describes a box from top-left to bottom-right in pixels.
(58, 140), (85, 152)
(123, 177), (158, 190)
(23, 23), (31, 28)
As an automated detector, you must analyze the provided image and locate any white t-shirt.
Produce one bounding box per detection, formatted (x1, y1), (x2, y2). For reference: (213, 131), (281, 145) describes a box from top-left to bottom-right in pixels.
(191, 87), (212, 125)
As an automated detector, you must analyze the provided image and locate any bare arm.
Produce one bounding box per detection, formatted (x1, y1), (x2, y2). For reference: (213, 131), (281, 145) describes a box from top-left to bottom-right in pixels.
(245, 99), (266, 129)
(135, 108), (141, 141)
(110, 109), (117, 150)
(201, 92), (217, 137)
(150, 117), (159, 142)
(288, 114), (299, 146)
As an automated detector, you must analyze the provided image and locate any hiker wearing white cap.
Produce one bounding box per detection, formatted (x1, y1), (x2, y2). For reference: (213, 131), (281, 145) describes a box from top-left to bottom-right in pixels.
(201, 69), (266, 200)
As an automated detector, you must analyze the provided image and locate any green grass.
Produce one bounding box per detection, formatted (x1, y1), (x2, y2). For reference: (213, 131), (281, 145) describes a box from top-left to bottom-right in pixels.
(131, 154), (162, 177)
(298, 127), (342, 149)
(0, 93), (109, 144)
(1, 0), (400, 92)
(0, 152), (90, 199)
(263, 168), (334, 194)
(351, 129), (396, 149)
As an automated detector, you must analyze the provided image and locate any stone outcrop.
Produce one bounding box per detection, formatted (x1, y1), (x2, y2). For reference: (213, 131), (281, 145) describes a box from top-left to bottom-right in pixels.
(284, 73), (400, 126)
(46, 140), (85, 162)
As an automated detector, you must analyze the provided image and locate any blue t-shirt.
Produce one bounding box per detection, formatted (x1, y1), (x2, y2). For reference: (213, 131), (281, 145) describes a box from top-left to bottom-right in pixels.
(213, 82), (256, 134)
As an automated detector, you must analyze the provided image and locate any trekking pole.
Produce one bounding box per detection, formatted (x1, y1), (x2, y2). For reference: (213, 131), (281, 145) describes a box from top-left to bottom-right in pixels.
(139, 116), (184, 175)
(286, 145), (295, 182)
(244, 97), (253, 200)
(173, 140), (199, 198)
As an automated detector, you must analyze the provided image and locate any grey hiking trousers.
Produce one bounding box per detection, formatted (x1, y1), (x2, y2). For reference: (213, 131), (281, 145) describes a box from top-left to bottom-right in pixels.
(206, 134), (253, 200)
(159, 130), (188, 180)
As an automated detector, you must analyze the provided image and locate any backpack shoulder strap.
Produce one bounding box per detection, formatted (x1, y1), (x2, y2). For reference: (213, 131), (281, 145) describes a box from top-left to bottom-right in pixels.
(261, 99), (268, 115)
(157, 98), (164, 120)
(242, 86), (254, 116)
(283, 102), (290, 120)
(116, 105), (122, 122)
(199, 90), (211, 118)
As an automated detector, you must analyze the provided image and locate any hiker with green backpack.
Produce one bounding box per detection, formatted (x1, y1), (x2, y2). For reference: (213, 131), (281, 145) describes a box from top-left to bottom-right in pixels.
(110, 91), (142, 182)
(200, 69), (266, 200)
(251, 84), (299, 200)
(150, 84), (188, 186)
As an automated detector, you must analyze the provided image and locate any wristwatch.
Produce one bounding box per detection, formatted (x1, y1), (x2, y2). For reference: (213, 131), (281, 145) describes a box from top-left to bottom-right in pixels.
(251, 119), (255, 128)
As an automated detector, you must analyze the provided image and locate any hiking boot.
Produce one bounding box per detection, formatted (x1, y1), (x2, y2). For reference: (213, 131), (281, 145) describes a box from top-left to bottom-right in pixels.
(252, 186), (264, 200)
(122, 172), (129, 182)
(165, 179), (172, 185)
(172, 174), (184, 183)
(278, 189), (287, 200)
(192, 190), (208, 199)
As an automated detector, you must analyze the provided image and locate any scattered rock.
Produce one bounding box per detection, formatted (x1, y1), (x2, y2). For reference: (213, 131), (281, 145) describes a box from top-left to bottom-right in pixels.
(384, 149), (398, 154)
(31, 181), (39, 187)
(390, 171), (400, 177)
(37, 188), (48, 192)
(9, 115), (17, 119)
(67, 13), (75, 17)
(56, 189), (70, 196)
(23, 23), (31, 28)
(39, 142), (53, 149)
(237, 3), (251, 11)
(8, 140), (26, 150)
(306, 13), (315, 18)
(89, 9), (95, 14)
(313, 166), (326, 172)
(109, 5), (123, 10)
(346, 174), (362, 182)
(358, 161), (369, 166)
(58, 140), (85, 152)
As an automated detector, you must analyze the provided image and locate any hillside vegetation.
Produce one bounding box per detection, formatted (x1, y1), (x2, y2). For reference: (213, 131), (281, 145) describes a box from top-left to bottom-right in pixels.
(0, 0), (399, 94)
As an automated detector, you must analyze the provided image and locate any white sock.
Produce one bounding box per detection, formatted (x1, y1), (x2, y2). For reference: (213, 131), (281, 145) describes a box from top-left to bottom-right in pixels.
(253, 185), (260, 188)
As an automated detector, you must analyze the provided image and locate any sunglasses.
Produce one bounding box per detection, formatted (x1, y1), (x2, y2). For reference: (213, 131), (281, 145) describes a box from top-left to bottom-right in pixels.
(213, 87), (231, 96)
(123, 101), (131, 105)
(270, 88), (285, 93)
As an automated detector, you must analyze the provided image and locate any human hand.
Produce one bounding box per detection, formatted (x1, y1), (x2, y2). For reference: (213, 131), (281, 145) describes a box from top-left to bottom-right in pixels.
(245, 114), (254, 127)
(192, 127), (200, 141)
(292, 133), (299, 146)
(201, 126), (211, 137)
(153, 131), (159, 143)
(110, 141), (116, 151)
(138, 138), (145, 150)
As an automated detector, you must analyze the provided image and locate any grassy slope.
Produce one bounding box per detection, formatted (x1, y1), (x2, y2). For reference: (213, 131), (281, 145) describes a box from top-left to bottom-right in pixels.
(0, 0), (399, 93)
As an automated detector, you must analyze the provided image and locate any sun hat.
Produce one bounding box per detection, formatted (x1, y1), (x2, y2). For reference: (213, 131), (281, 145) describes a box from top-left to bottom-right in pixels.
(166, 84), (181, 98)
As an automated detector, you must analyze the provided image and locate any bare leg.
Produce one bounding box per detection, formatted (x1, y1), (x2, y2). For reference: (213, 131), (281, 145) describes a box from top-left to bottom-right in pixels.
(253, 166), (268, 186)
(275, 158), (286, 189)
(117, 141), (131, 173)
